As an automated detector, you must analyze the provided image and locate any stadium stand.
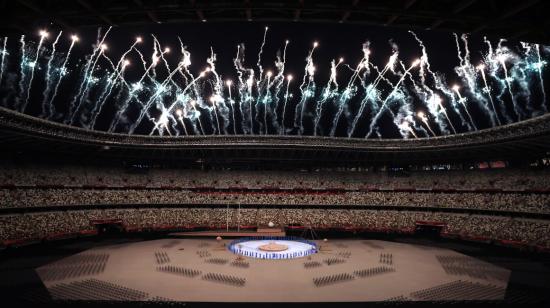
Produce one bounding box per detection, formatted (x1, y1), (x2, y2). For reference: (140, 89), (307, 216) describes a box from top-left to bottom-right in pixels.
(1, 208), (549, 247)
(0, 165), (549, 214)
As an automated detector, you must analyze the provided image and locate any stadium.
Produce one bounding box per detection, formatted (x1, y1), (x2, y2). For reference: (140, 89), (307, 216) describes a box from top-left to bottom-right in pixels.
(0, 0), (550, 307)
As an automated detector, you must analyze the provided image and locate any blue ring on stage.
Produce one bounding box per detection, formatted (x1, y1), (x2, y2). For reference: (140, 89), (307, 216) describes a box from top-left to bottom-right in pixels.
(227, 236), (318, 260)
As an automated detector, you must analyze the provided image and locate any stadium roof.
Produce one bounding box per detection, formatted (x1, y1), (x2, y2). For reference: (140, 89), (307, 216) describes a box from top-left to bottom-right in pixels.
(1, 107), (549, 165)
(0, 0), (548, 44)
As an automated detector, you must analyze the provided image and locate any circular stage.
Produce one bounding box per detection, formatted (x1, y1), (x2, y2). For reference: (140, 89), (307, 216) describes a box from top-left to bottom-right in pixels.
(228, 237), (317, 259)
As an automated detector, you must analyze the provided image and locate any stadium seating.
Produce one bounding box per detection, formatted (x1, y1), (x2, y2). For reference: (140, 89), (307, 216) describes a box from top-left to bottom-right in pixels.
(0, 164), (549, 214)
(1, 161), (549, 250)
(1, 164), (549, 191)
(1, 208), (549, 247)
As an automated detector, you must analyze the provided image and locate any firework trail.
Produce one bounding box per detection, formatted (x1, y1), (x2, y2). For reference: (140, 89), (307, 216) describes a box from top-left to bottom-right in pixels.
(40, 31), (62, 117)
(129, 61), (186, 134)
(151, 65), (208, 131)
(253, 27), (271, 134)
(398, 55), (456, 136)
(136, 44), (167, 84)
(233, 44), (255, 134)
(0, 37), (7, 86)
(534, 44), (547, 111)
(434, 93), (457, 134)
(190, 99), (205, 135)
(176, 109), (189, 135)
(410, 31), (473, 132)
(329, 86), (356, 137)
(257, 27), (268, 83)
(397, 120), (418, 138)
(281, 75), (293, 134)
(151, 36), (193, 134)
(262, 71), (273, 134)
(347, 50), (397, 138)
(366, 59), (420, 138)
(146, 37), (175, 118)
(68, 43), (111, 124)
(479, 38), (510, 123)
(496, 51), (523, 120)
(177, 37), (192, 82)
(175, 39), (208, 135)
(46, 34), (79, 120)
(89, 57), (130, 129)
(263, 39), (289, 134)
(404, 69), (446, 135)
(253, 70), (271, 134)
(452, 85), (477, 129)
(512, 42), (539, 116)
(108, 45), (151, 132)
(206, 47), (227, 134)
(150, 105), (173, 136)
(152, 35), (171, 72)
(416, 112), (436, 136)
(67, 27), (112, 124)
(21, 30), (48, 112)
(246, 72), (255, 134)
(16, 35), (27, 110)
(477, 63), (502, 126)
(226, 80), (237, 134)
(349, 43), (391, 138)
(166, 39), (195, 135)
(295, 41), (318, 134)
(387, 62), (431, 138)
(233, 44), (254, 134)
(313, 58), (342, 136)
(453, 34), (498, 127)
(209, 95), (222, 135)
(178, 41), (206, 135)
(401, 53), (448, 135)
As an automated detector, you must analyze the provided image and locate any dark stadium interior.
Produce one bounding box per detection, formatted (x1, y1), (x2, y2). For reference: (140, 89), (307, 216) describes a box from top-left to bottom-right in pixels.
(1, 0), (549, 44)
(1, 1), (550, 308)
